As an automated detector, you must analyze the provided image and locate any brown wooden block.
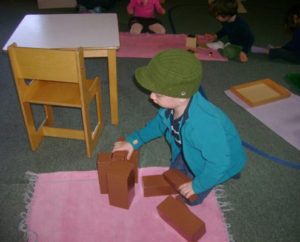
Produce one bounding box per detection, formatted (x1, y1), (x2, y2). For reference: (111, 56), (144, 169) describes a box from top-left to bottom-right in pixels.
(157, 196), (206, 242)
(96, 152), (113, 194)
(111, 150), (127, 161)
(107, 161), (135, 209)
(129, 150), (139, 183)
(163, 169), (198, 202)
(142, 175), (177, 197)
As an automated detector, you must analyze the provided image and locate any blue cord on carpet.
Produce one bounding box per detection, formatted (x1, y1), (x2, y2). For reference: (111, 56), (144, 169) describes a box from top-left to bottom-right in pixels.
(242, 141), (300, 170)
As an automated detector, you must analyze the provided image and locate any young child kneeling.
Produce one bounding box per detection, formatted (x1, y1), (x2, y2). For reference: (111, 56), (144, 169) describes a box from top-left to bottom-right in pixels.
(112, 49), (247, 205)
(205, 0), (254, 62)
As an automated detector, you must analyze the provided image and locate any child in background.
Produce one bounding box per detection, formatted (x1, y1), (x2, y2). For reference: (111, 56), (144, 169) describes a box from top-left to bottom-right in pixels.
(268, 4), (300, 64)
(112, 49), (247, 206)
(127, 0), (166, 34)
(76, 0), (116, 13)
(205, 0), (254, 62)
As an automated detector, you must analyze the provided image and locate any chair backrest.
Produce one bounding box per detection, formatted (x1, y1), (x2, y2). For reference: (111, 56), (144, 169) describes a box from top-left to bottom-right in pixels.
(8, 43), (85, 84)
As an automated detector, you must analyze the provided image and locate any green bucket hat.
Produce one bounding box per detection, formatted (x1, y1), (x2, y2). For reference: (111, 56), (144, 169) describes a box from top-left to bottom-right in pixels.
(135, 48), (202, 98)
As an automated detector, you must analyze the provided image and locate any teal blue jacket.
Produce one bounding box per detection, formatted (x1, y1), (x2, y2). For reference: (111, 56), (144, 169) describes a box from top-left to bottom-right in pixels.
(126, 92), (247, 193)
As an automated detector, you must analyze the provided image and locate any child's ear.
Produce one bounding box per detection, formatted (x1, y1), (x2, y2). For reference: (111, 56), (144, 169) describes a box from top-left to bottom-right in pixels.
(178, 98), (190, 103)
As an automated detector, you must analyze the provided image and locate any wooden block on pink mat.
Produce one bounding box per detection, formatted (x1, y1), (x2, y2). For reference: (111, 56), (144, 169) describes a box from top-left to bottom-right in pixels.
(129, 150), (139, 183)
(142, 175), (177, 197)
(97, 152), (113, 194)
(163, 169), (198, 202)
(107, 161), (135, 209)
(157, 196), (206, 242)
(186, 35), (197, 50)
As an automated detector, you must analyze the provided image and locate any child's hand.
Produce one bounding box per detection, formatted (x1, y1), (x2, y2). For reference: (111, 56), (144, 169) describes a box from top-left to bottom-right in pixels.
(159, 7), (166, 15)
(239, 51), (248, 63)
(178, 182), (195, 199)
(112, 141), (134, 160)
(204, 33), (217, 42)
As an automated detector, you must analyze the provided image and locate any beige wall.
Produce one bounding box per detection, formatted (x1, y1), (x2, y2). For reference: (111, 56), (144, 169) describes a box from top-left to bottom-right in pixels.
(37, 0), (77, 9)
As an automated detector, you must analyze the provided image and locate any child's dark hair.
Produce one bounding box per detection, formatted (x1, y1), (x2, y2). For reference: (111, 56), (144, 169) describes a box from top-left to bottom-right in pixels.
(209, 0), (238, 17)
(285, 4), (300, 32)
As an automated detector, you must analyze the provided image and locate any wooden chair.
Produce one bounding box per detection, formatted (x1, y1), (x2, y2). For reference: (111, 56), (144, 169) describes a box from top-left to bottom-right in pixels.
(8, 43), (104, 157)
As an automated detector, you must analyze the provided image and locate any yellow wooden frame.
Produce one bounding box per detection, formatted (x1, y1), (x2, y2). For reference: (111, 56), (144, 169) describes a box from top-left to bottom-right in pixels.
(230, 78), (291, 107)
(8, 43), (104, 157)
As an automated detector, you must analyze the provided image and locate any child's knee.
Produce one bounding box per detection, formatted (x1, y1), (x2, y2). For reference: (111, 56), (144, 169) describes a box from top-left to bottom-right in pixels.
(149, 23), (166, 34)
(130, 23), (143, 34)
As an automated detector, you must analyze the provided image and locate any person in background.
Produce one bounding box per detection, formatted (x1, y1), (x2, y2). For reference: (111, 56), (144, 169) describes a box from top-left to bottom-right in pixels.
(112, 49), (247, 206)
(76, 0), (116, 13)
(268, 4), (300, 64)
(205, 0), (254, 62)
(127, 0), (166, 34)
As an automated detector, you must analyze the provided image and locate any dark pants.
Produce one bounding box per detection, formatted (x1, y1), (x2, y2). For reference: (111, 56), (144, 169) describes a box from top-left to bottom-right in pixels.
(170, 152), (212, 206)
(128, 17), (163, 33)
(269, 48), (300, 64)
(170, 152), (241, 206)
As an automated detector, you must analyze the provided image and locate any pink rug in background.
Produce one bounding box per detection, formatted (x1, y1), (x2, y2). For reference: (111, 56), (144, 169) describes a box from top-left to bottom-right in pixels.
(117, 32), (228, 62)
(22, 167), (230, 242)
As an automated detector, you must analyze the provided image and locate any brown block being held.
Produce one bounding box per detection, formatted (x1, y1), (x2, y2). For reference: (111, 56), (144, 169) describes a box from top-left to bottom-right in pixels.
(163, 169), (198, 202)
(142, 174), (177, 197)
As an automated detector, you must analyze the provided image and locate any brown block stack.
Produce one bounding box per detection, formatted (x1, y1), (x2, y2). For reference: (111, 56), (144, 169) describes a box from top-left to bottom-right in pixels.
(96, 140), (139, 209)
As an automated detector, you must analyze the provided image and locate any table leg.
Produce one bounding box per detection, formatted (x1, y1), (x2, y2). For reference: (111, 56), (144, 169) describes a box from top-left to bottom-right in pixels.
(107, 49), (118, 125)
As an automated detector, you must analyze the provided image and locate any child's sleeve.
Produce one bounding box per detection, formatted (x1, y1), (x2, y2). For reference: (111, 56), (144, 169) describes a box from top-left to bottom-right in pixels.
(126, 111), (167, 150)
(154, 0), (165, 15)
(282, 29), (300, 51)
(239, 24), (255, 53)
(127, 0), (136, 15)
(216, 27), (226, 40)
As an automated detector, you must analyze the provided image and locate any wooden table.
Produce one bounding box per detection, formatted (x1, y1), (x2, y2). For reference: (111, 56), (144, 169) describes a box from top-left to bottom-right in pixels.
(3, 13), (120, 125)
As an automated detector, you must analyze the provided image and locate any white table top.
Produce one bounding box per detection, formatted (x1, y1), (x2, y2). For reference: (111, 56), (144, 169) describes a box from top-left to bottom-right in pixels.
(3, 13), (120, 50)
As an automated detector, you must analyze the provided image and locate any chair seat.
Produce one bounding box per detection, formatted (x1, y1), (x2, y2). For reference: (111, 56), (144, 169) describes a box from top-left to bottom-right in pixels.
(25, 80), (91, 107)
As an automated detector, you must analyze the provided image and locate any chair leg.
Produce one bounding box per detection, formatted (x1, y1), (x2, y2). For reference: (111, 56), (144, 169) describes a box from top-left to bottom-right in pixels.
(21, 102), (44, 150)
(81, 100), (93, 157)
(94, 82), (104, 137)
(43, 105), (54, 126)
(81, 81), (104, 158)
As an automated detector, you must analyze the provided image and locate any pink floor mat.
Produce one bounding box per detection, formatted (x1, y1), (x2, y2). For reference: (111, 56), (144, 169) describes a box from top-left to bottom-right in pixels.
(117, 32), (228, 61)
(21, 167), (230, 242)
